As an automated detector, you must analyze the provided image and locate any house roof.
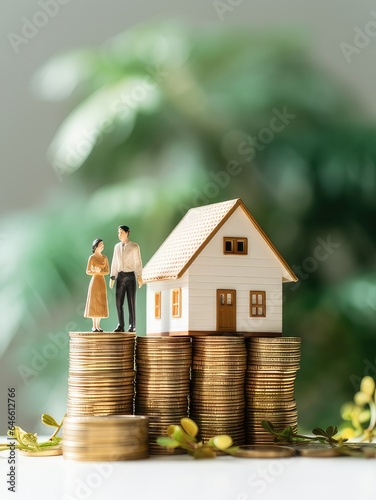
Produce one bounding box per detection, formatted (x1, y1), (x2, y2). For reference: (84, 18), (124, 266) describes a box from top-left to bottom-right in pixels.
(142, 198), (298, 283)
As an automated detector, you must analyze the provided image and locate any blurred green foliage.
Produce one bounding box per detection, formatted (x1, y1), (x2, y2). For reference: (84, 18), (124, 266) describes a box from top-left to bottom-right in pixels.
(1, 20), (376, 433)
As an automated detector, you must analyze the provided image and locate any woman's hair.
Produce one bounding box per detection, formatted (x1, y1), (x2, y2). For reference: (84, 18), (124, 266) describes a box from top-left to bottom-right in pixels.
(92, 238), (103, 253)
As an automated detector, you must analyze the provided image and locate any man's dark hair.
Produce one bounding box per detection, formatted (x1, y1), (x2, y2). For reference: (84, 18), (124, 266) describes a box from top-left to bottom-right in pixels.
(118, 225), (130, 232)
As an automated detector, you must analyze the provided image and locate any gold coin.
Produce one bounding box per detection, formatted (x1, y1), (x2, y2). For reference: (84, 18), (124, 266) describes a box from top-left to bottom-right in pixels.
(65, 415), (147, 423)
(249, 366), (300, 372)
(248, 347), (300, 352)
(135, 390), (189, 396)
(137, 347), (190, 351)
(19, 445), (63, 457)
(234, 445), (296, 458)
(193, 360), (246, 365)
(136, 376), (189, 381)
(295, 444), (341, 457)
(249, 337), (300, 343)
(249, 358), (300, 363)
(137, 336), (191, 341)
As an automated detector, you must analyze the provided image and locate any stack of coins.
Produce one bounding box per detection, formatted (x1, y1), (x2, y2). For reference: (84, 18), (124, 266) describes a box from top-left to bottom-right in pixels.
(245, 337), (301, 444)
(67, 332), (136, 416)
(134, 337), (192, 454)
(190, 336), (247, 445)
(63, 415), (149, 460)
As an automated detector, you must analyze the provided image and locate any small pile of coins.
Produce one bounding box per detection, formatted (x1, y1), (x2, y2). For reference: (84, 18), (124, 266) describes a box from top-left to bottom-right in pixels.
(134, 337), (192, 454)
(67, 332), (136, 417)
(63, 415), (149, 461)
(245, 337), (301, 444)
(190, 336), (247, 445)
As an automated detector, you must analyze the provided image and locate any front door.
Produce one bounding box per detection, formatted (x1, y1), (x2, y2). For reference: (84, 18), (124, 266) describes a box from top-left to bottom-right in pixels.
(216, 289), (236, 332)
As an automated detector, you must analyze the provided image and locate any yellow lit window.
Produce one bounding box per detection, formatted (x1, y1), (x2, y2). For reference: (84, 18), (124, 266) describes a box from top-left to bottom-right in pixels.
(171, 288), (181, 318)
(155, 292), (161, 319)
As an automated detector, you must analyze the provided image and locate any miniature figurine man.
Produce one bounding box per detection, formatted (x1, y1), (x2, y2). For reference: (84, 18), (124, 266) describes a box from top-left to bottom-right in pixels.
(110, 225), (143, 332)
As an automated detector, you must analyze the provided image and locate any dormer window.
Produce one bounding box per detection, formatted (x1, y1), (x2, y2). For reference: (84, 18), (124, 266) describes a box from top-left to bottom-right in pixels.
(223, 237), (248, 255)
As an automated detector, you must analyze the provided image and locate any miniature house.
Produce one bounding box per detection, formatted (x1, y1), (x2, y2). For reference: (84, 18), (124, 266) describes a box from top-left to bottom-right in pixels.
(142, 198), (297, 336)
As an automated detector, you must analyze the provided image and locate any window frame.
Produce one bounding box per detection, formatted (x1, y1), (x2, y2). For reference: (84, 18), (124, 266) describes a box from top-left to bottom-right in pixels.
(154, 291), (161, 319)
(223, 237), (248, 255)
(250, 291), (266, 318)
(171, 288), (182, 318)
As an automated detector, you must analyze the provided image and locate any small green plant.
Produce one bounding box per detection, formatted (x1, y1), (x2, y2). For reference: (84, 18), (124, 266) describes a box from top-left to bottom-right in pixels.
(339, 376), (376, 441)
(0, 413), (65, 454)
(157, 417), (239, 458)
(261, 420), (344, 445)
(261, 420), (376, 457)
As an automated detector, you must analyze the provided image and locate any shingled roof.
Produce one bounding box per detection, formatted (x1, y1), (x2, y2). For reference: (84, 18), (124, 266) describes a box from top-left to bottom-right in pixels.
(142, 198), (298, 283)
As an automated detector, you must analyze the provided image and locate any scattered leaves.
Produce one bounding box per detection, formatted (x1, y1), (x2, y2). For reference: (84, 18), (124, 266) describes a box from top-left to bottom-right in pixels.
(339, 376), (376, 441)
(0, 413), (65, 454)
(157, 417), (238, 459)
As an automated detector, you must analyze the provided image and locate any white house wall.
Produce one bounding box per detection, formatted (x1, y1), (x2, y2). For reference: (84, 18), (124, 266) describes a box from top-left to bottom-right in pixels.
(187, 206), (283, 333)
(146, 275), (189, 334)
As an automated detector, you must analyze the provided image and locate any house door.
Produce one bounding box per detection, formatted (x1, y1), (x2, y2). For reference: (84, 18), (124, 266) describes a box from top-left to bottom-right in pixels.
(216, 289), (236, 332)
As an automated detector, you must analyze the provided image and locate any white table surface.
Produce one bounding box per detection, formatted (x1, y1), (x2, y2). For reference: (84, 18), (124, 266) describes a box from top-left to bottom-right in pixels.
(1, 442), (376, 500)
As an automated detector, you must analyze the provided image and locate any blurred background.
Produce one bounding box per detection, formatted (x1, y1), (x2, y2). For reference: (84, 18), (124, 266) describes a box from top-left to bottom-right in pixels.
(1, 0), (376, 435)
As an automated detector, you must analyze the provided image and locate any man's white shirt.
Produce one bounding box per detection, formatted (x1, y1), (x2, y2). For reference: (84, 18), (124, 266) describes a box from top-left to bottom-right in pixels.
(110, 241), (142, 279)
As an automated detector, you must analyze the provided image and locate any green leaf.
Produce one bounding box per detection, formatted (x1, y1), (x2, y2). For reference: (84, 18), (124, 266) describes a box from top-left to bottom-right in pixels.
(39, 437), (62, 448)
(261, 420), (276, 433)
(22, 433), (40, 450)
(354, 391), (372, 406)
(156, 437), (180, 448)
(312, 427), (328, 438)
(180, 418), (199, 438)
(212, 435), (233, 450)
(325, 426), (338, 437)
(340, 402), (356, 421)
(280, 427), (294, 440)
(10, 426), (38, 448)
(360, 376), (375, 397)
(358, 409), (371, 423)
(224, 446), (240, 455)
(41, 414), (59, 428)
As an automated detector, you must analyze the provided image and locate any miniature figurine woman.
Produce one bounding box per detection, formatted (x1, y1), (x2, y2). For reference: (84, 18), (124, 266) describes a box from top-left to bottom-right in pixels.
(84, 238), (109, 332)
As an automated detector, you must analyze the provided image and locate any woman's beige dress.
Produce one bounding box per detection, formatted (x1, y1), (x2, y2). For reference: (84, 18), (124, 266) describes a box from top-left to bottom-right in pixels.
(84, 254), (109, 318)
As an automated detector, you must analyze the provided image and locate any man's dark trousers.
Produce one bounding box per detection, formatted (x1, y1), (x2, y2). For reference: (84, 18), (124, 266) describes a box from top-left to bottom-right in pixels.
(116, 271), (136, 331)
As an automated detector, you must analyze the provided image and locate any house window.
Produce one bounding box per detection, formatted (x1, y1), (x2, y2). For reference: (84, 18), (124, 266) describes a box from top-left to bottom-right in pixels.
(154, 292), (161, 319)
(171, 288), (181, 318)
(220, 293), (233, 305)
(250, 291), (266, 317)
(223, 237), (248, 255)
